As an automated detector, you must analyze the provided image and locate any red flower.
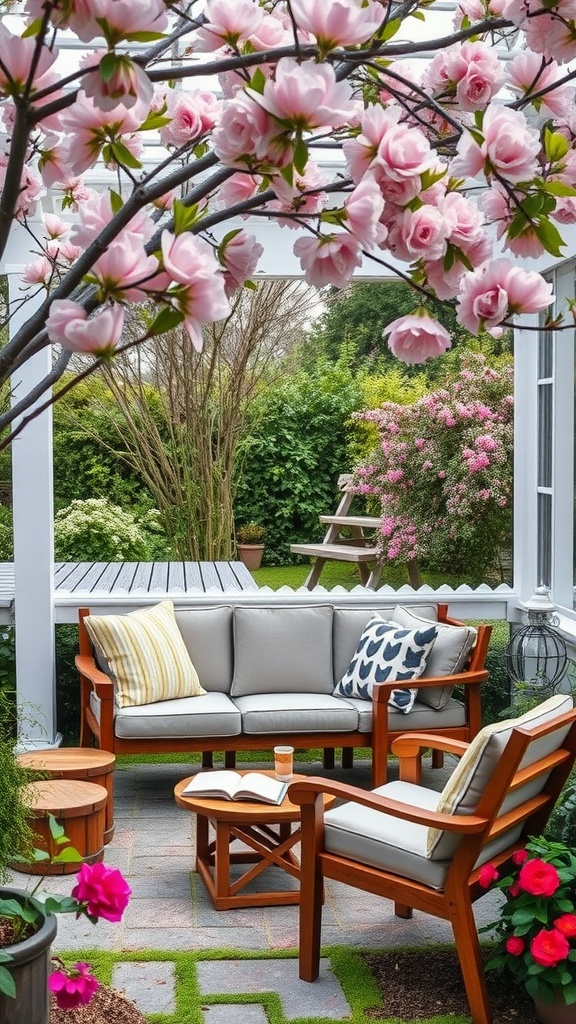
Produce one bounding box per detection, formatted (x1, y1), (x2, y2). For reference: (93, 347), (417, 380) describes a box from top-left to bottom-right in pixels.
(509, 883), (520, 897)
(518, 859), (560, 897)
(555, 914), (576, 938)
(71, 862), (131, 922)
(49, 962), (99, 1010)
(478, 863), (499, 888)
(530, 928), (570, 968)
(505, 936), (525, 956)
(512, 849), (528, 866)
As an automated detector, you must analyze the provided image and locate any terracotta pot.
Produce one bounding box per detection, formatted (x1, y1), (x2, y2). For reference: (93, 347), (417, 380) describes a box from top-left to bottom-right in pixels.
(237, 543), (264, 571)
(534, 991), (576, 1024)
(0, 886), (57, 1024)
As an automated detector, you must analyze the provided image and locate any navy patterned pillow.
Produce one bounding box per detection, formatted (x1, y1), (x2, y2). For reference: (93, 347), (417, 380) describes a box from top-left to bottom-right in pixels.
(334, 616), (438, 711)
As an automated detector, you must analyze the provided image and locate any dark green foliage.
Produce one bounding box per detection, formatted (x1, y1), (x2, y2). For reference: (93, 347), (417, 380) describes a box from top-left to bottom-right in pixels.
(0, 693), (38, 880)
(234, 358), (363, 565)
(0, 506), (12, 560)
(55, 625), (81, 745)
(306, 281), (511, 377)
(480, 620), (511, 726)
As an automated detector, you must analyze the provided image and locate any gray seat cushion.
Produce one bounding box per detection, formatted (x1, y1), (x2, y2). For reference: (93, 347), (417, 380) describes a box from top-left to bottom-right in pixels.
(114, 691), (241, 739)
(324, 780), (450, 889)
(233, 692), (359, 734)
(336, 695), (467, 734)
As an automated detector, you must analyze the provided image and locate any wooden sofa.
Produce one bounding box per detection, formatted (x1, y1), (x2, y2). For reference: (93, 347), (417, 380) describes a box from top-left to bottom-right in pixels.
(76, 600), (492, 787)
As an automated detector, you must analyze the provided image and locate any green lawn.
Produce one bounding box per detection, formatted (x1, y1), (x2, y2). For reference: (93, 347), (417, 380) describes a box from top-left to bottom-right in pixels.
(252, 562), (506, 591)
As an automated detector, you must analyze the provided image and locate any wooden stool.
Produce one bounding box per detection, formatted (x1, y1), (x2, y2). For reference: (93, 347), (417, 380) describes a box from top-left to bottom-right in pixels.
(17, 748), (115, 844)
(12, 779), (107, 875)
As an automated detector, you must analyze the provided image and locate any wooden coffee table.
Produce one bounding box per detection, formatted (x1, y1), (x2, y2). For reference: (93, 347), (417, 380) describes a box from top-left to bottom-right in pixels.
(174, 771), (336, 910)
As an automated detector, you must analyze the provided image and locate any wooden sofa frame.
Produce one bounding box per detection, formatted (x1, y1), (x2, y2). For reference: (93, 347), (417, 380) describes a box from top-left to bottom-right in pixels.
(76, 605), (492, 786)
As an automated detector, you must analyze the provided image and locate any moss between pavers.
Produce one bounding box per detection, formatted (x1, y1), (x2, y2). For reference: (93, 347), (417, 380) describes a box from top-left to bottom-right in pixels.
(56, 946), (471, 1024)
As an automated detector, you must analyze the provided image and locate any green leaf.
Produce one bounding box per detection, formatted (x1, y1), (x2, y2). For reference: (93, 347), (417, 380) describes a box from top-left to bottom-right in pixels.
(172, 199), (199, 235)
(52, 846), (83, 863)
(543, 180), (576, 197)
(280, 163), (294, 188)
(533, 217), (566, 257)
(110, 190), (124, 215)
(48, 813), (67, 842)
(148, 307), (185, 337)
(99, 52), (118, 83)
(250, 67), (266, 95)
(219, 229), (242, 250)
(544, 128), (570, 163)
(0, 964), (16, 998)
(22, 18), (43, 37)
(43, 895), (80, 915)
(107, 141), (142, 170)
(511, 907), (535, 926)
(293, 135), (308, 176)
(380, 17), (401, 40)
(123, 31), (165, 42)
(138, 112), (171, 132)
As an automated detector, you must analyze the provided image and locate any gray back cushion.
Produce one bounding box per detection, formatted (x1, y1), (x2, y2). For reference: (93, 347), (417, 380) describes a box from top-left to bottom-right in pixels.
(231, 605), (334, 696)
(333, 605), (438, 685)
(175, 606), (233, 693)
(392, 605), (477, 709)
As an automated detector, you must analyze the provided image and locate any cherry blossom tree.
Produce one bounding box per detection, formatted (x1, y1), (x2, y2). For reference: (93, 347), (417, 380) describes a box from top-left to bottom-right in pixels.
(1, 0), (575, 446)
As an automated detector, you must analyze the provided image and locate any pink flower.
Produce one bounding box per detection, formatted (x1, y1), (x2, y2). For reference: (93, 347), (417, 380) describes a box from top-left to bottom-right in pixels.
(250, 58), (354, 130)
(505, 936), (525, 957)
(0, 24), (57, 95)
(444, 41), (504, 111)
(293, 233), (362, 288)
(59, 94), (144, 176)
(49, 962), (99, 1010)
(70, 192), (155, 249)
(288, 0), (385, 51)
(388, 206), (448, 263)
(160, 89), (220, 148)
(195, 0), (265, 50)
(375, 108), (436, 184)
(83, 56), (154, 111)
(451, 105), (540, 184)
(71, 862), (132, 922)
(46, 300), (125, 356)
(512, 849), (528, 865)
(531, 928), (570, 968)
(161, 231), (220, 287)
(344, 176), (386, 249)
(457, 259), (554, 334)
(92, 234), (159, 302)
(43, 214), (69, 240)
(507, 52), (575, 116)
(22, 256), (53, 286)
(384, 310), (452, 365)
(478, 863), (499, 888)
(211, 92), (278, 167)
(86, 0), (167, 41)
(219, 230), (263, 294)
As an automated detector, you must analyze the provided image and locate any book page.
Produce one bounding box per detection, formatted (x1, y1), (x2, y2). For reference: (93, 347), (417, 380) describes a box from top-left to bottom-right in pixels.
(236, 772), (287, 802)
(181, 770), (241, 797)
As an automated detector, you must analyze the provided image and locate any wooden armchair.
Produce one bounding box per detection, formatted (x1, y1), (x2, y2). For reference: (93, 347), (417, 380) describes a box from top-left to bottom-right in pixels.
(289, 694), (576, 1024)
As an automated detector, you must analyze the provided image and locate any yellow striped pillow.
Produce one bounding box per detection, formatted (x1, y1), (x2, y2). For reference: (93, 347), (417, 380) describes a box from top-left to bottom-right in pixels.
(84, 600), (206, 708)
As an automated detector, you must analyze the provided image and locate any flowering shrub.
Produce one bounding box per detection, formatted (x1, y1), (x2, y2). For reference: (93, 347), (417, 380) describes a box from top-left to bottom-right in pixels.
(481, 837), (576, 1007)
(350, 354), (513, 580)
(54, 497), (154, 561)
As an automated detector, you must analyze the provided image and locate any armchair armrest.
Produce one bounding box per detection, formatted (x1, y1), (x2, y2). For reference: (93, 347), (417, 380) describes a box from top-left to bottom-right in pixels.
(391, 733), (470, 783)
(288, 776), (487, 833)
(76, 653), (115, 750)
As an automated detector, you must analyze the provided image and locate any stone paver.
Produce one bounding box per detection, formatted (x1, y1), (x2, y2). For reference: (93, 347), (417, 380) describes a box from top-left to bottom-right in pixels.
(113, 961), (176, 1014)
(202, 1005), (269, 1024)
(196, 958), (352, 1021)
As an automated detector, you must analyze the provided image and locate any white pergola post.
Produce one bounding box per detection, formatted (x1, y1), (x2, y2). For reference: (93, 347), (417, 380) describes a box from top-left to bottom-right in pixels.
(7, 266), (59, 746)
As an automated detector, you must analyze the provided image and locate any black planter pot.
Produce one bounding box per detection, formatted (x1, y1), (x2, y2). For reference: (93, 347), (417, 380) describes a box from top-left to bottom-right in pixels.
(0, 886), (57, 1024)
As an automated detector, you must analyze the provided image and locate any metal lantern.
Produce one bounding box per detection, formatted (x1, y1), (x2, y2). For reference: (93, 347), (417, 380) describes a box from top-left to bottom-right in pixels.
(506, 585), (568, 697)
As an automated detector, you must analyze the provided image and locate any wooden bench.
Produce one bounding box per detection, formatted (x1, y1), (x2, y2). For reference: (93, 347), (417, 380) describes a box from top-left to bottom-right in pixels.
(290, 475), (382, 589)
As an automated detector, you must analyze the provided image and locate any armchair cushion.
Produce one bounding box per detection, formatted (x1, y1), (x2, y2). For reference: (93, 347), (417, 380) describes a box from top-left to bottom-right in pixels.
(324, 780), (449, 889)
(428, 692), (574, 859)
(83, 600), (206, 709)
(333, 616), (437, 708)
(392, 605), (477, 709)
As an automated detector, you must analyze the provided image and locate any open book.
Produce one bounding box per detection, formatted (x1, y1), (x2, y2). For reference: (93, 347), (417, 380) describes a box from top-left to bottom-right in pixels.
(181, 770), (289, 805)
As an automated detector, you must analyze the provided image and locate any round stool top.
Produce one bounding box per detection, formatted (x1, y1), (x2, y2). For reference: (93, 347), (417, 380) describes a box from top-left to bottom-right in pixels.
(17, 748), (115, 776)
(23, 779), (108, 816)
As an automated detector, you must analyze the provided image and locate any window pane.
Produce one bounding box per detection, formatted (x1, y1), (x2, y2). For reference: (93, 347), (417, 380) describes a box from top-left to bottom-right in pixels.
(538, 383), (552, 489)
(538, 491), (552, 588)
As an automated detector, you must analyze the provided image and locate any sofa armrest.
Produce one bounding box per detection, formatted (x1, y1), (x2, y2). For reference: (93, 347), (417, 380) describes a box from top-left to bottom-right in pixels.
(371, 669), (489, 787)
(76, 653), (115, 751)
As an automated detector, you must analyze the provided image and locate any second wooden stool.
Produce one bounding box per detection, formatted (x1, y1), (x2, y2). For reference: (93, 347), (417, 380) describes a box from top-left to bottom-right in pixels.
(13, 779), (107, 875)
(17, 748), (115, 843)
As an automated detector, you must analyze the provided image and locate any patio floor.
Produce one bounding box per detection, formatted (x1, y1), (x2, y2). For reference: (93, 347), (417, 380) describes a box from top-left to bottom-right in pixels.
(7, 757), (504, 1019)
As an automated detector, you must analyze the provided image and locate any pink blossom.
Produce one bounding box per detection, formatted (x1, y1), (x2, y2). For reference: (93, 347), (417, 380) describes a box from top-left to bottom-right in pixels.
(59, 94), (144, 176)
(211, 92), (279, 167)
(195, 0), (265, 50)
(384, 310), (452, 364)
(293, 233), (362, 288)
(451, 105), (540, 183)
(160, 89), (220, 148)
(43, 214), (69, 240)
(161, 231), (220, 287)
(388, 206), (448, 263)
(22, 256), (53, 286)
(269, 161), (327, 226)
(46, 300), (125, 356)
(507, 52), (575, 116)
(70, 191), (155, 249)
(83, 56), (154, 112)
(441, 193), (485, 252)
(218, 173), (263, 209)
(376, 108), (436, 184)
(71, 861), (132, 921)
(344, 176), (387, 249)
(81, 0), (167, 42)
(445, 42), (505, 111)
(0, 24), (57, 95)
(250, 59), (354, 130)
(457, 258), (554, 333)
(288, 0), (385, 51)
(49, 962), (99, 1010)
(174, 277), (231, 351)
(92, 234), (159, 302)
(219, 230), (264, 294)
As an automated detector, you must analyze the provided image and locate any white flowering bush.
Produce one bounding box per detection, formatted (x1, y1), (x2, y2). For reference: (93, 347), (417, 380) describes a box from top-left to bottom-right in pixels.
(53, 498), (152, 561)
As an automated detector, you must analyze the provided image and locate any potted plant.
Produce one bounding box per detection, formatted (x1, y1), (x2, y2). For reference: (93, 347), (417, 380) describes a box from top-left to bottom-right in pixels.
(480, 836), (576, 1023)
(0, 696), (131, 1022)
(236, 523), (266, 571)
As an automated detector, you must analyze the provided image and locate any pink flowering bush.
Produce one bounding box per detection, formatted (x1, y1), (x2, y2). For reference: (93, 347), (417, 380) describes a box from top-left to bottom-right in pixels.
(480, 837), (576, 1008)
(350, 354), (513, 580)
(1, 0), (576, 443)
